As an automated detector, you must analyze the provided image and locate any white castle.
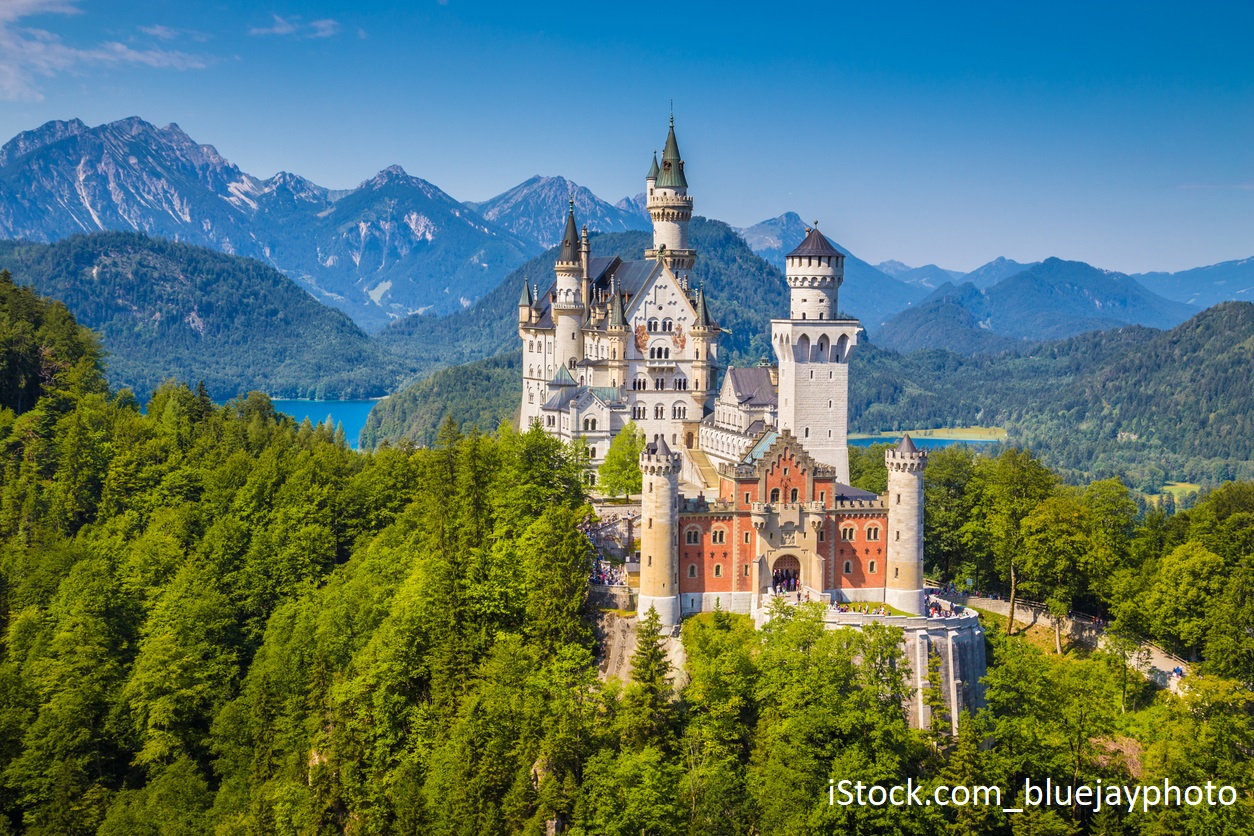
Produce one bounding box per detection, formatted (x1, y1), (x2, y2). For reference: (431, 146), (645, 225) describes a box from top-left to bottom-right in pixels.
(518, 118), (985, 728)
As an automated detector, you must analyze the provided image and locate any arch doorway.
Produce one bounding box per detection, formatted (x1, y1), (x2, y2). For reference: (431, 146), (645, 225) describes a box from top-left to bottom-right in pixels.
(772, 554), (802, 593)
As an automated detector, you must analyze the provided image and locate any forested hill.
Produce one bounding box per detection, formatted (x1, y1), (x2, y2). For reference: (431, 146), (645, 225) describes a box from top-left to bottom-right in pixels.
(367, 302), (1254, 488)
(0, 232), (404, 401)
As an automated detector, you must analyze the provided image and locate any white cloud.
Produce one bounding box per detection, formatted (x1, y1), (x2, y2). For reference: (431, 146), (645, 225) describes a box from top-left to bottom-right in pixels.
(0, 0), (207, 101)
(248, 14), (342, 39)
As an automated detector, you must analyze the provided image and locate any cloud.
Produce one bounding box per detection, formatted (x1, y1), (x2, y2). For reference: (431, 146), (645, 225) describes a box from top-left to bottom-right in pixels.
(0, 0), (207, 101)
(140, 24), (211, 43)
(248, 14), (342, 39)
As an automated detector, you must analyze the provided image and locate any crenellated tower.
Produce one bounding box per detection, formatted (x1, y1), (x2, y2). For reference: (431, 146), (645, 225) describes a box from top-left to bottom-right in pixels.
(772, 224), (861, 483)
(885, 435), (927, 615)
(552, 201), (585, 374)
(645, 116), (696, 271)
(638, 436), (681, 627)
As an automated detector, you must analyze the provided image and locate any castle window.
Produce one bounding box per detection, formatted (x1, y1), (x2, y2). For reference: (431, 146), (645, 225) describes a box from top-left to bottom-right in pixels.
(744, 532), (751, 543)
(894, 567), (899, 578)
(869, 560), (877, 573)
(648, 319), (658, 333)
(688, 564), (697, 578)
(896, 494), (901, 504)
(546, 415), (555, 427)
(663, 318), (673, 332)
(819, 491), (826, 503)
(655, 404), (664, 419)
(672, 405), (687, 419)
(790, 488), (799, 502)
(867, 527), (880, 541)
(843, 560), (852, 574)
(770, 488), (780, 503)
(819, 529), (826, 542)
(528, 341), (533, 352)
(655, 378), (664, 390)
(804, 427), (809, 438)
(686, 529), (699, 544)
(529, 393), (535, 404)
(841, 526), (855, 541)
(632, 405), (646, 419)
(744, 492), (750, 505)
(809, 370), (814, 379)
(711, 529), (726, 544)
(713, 564), (723, 578)
(895, 530), (900, 541)
(589, 448), (596, 459)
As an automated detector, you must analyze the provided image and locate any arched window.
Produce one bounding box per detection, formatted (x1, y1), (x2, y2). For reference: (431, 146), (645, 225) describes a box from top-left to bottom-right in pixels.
(713, 564), (723, 578)
(672, 404), (687, 419)
(843, 560), (852, 574)
(711, 529), (725, 544)
(796, 333), (810, 363)
(688, 564), (697, 578)
(685, 529), (700, 544)
(654, 404), (664, 419)
(589, 447), (596, 459)
(647, 318), (658, 332)
(869, 560), (877, 573)
(841, 526), (855, 541)
(528, 340), (534, 352)
(867, 527), (881, 542)
(662, 318), (673, 332)
(790, 488), (799, 502)
(770, 488), (781, 503)
(632, 405), (646, 419)
(664, 347), (670, 359)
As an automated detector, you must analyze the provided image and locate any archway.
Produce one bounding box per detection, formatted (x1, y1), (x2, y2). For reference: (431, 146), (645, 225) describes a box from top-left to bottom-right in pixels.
(771, 554), (802, 593)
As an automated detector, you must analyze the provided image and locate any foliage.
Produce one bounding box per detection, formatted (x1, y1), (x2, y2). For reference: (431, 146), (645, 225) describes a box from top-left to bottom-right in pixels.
(597, 421), (643, 498)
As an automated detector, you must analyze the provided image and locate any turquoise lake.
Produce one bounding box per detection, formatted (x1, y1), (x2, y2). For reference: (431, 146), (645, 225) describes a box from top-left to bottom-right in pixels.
(848, 435), (999, 449)
(270, 399), (379, 450)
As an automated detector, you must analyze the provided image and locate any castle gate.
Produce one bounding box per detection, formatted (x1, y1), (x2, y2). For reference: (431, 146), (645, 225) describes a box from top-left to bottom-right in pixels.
(771, 554), (802, 591)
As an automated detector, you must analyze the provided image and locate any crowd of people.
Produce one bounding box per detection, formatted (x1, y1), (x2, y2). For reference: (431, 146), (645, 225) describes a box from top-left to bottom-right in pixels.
(771, 567), (799, 594)
(829, 603), (891, 616)
(590, 558), (627, 587)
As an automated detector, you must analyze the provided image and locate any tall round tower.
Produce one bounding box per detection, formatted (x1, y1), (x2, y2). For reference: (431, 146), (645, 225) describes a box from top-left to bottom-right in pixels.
(786, 222), (843, 320)
(638, 436), (681, 627)
(645, 116), (696, 272)
(885, 435), (927, 615)
(553, 201), (585, 374)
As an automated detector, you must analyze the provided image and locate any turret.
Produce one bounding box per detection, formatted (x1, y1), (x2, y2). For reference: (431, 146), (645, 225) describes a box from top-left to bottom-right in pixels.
(645, 116), (696, 271)
(689, 285), (718, 400)
(885, 435), (927, 615)
(517, 276), (533, 325)
(771, 222), (860, 482)
(638, 436), (681, 627)
(553, 201), (585, 374)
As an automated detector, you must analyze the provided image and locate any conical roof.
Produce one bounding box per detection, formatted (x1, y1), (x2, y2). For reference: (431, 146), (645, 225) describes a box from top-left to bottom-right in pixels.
(558, 201), (580, 263)
(787, 225), (843, 258)
(518, 276), (533, 307)
(607, 287), (626, 328)
(550, 365), (577, 387)
(693, 285), (715, 329)
(896, 434), (918, 454)
(647, 152), (659, 180)
(654, 435), (672, 457)
(656, 118), (687, 189)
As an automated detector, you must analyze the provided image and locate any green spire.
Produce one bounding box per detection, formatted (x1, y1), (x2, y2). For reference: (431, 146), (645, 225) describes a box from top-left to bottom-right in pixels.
(647, 151), (659, 181)
(656, 117), (687, 189)
(694, 284), (714, 329)
(518, 275), (533, 307)
(607, 283), (626, 328)
(558, 199), (579, 263)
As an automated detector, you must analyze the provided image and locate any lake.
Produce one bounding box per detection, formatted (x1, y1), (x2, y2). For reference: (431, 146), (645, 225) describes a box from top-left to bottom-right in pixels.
(270, 399), (379, 450)
(848, 435), (1000, 450)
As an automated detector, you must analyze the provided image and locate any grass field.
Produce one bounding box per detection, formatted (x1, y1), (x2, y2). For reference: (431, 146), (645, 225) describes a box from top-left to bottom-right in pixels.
(849, 426), (1007, 442)
(1161, 481), (1201, 500)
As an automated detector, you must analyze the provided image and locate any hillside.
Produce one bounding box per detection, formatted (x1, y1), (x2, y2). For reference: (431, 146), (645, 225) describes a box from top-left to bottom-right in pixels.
(876, 258), (1199, 354)
(0, 117), (537, 329)
(0, 232), (403, 401)
(1135, 256), (1254, 309)
(466, 175), (650, 249)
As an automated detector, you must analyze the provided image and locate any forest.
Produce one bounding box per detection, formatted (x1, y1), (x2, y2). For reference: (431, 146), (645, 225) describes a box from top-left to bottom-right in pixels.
(0, 273), (1252, 835)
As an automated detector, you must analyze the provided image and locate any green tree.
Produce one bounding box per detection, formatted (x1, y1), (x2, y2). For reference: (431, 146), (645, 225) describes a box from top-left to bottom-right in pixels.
(597, 421), (643, 499)
(622, 606), (675, 752)
(1020, 494), (1092, 653)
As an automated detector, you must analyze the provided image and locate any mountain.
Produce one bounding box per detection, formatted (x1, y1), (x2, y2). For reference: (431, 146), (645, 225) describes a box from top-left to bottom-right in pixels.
(615, 192), (649, 222)
(467, 176), (650, 249)
(0, 232), (404, 401)
(960, 256), (1038, 289)
(1134, 257), (1254, 309)
(0, 117), (537, 330)
(875, 258), (1200, 354)
(878, 262), (965, 290)
(735, 212), (928, 330)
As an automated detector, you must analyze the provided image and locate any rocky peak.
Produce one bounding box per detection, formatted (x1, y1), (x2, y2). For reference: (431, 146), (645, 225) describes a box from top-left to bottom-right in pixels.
(0, 118), (89, 169)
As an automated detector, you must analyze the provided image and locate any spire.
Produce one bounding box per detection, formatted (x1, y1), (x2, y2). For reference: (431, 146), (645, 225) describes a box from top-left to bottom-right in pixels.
(558, 199), (579, 263)
(897, 434), (918, 454)
(786, 225), (843, 258)
(694, 285), (714, 329)
(647, 151), (659, 181)
(653, 435), (672, 457)
(656, 117), (687, 189)
(607, 283), (626, 328)
(518, 275), (533, 307)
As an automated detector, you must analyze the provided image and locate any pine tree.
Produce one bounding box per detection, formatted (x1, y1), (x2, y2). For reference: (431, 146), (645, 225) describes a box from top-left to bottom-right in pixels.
(622, 606), (675, 751)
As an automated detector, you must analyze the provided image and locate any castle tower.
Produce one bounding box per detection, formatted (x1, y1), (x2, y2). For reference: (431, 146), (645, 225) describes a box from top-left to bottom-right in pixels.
(553, 201), (585, 374)
(885, 435), (927, 614)
(606, 277), (630, 389)
(517, 276), (533, 325)
(645, 117), (696, 271)
(689, 285), (718, 400)
(772, 224), (861, 483)
(638, 437), (681, 627)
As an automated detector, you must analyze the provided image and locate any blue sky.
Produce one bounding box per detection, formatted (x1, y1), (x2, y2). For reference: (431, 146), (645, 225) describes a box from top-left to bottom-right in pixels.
(0, 0), (1250, 273)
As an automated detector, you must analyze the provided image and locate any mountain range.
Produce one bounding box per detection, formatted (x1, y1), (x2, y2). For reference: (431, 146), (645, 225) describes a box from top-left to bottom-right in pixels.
(466, 175), (649, 249)
(874, 259), (1200, 354)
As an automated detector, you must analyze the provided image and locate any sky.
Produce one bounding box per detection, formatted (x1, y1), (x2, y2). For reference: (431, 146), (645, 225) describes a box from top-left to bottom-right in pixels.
(0, 0), (1250, 274)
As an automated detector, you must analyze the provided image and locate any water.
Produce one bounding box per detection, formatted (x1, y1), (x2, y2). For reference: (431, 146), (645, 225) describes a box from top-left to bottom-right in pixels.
(849, 435), (999, 450)
(270, 399), (379, 450)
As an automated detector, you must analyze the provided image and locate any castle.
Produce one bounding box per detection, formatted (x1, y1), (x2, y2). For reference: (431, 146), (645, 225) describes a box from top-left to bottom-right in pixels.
(520, 118), (985, 728)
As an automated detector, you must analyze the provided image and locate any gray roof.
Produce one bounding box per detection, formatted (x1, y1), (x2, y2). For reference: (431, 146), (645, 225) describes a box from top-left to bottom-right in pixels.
(726, 366), (777, 407)
(647, 152), (659, 181)
(897, 434), (918, 454)
(550, 365), (577, 387)
(787, 226), (843, 259)
(518, 277), (532, 307)
(558, 204), (580, 263)
(694, 286), (715, 329)
(650, 436), (672, 457)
